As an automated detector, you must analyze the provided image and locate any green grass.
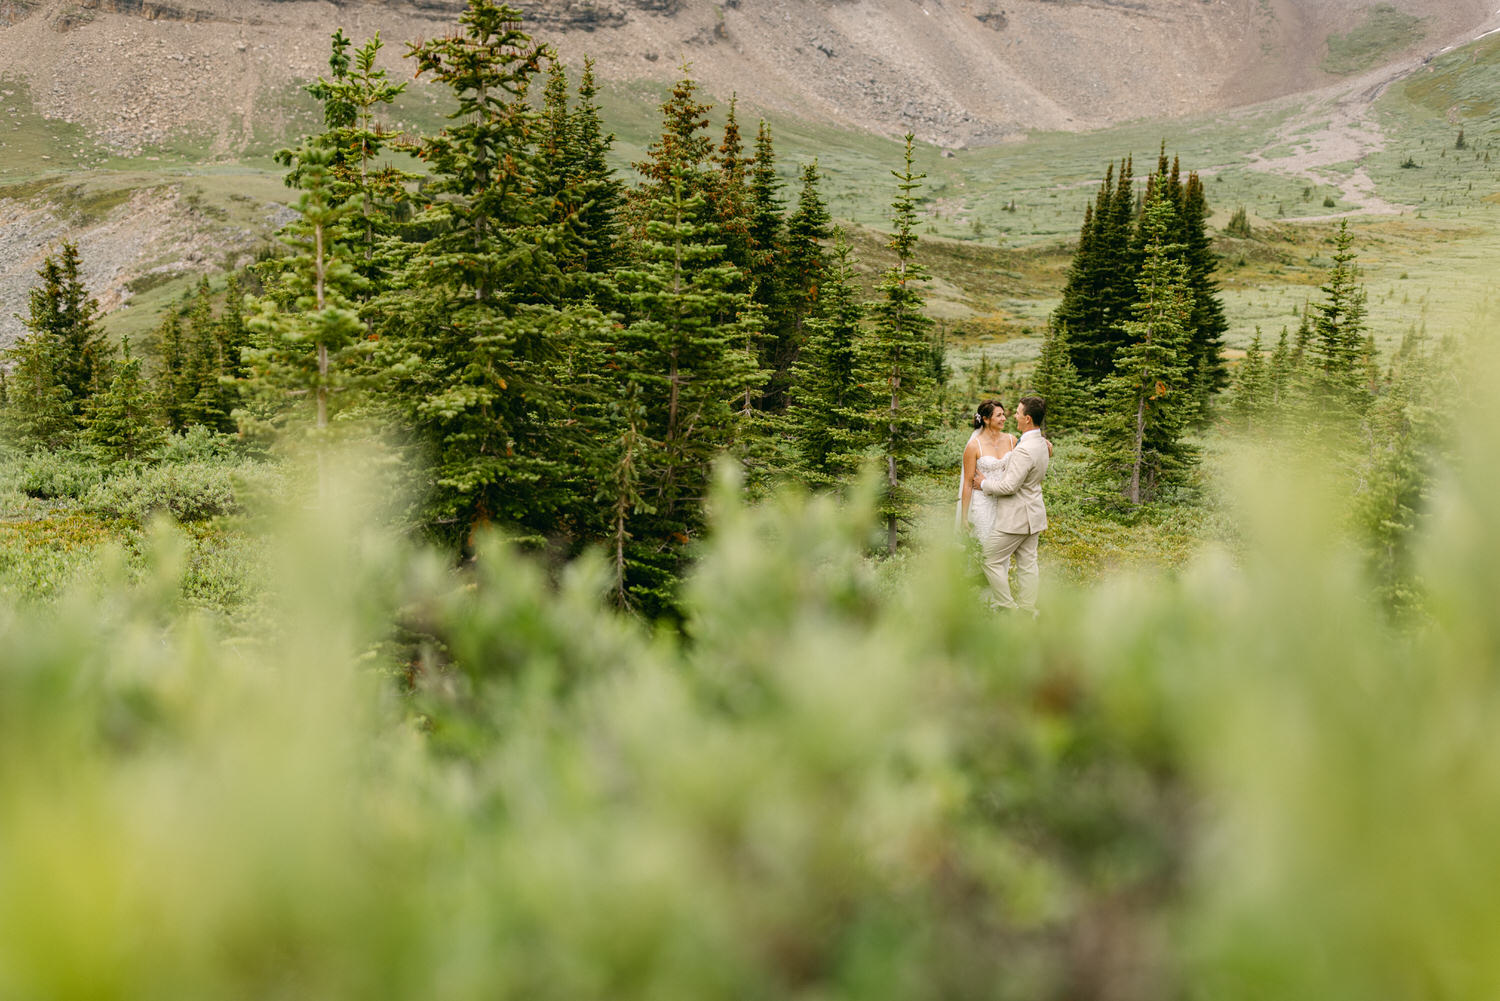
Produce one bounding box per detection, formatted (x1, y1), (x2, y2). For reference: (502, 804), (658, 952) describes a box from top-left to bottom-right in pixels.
(1321, 3), (1427, 76)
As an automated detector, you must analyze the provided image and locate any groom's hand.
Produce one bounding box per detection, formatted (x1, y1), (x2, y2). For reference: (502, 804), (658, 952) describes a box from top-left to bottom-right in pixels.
(971, 471), (985, 491)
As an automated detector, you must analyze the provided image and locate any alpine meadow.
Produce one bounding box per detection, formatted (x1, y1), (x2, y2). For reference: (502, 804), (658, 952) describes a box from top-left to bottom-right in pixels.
(4, 1), (1500, 998)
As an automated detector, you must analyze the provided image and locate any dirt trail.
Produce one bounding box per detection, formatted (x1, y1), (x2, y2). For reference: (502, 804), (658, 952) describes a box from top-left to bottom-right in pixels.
(1244, 8), (1500, 219)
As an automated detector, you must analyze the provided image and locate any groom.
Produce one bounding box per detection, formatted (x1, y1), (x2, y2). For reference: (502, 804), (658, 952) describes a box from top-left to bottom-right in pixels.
(971, 396), (1050, 613)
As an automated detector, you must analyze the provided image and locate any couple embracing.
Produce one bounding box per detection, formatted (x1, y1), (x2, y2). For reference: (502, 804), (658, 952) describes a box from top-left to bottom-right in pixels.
(958, 397), (1051, 614)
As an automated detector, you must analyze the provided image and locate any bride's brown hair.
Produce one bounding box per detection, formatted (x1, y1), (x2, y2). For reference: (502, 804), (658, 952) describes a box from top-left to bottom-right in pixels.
(972, 399), (1005, 431)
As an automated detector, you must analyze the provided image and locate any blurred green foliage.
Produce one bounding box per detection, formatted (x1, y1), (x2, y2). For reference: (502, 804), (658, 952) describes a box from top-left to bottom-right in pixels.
(3, 322), (1498, 998)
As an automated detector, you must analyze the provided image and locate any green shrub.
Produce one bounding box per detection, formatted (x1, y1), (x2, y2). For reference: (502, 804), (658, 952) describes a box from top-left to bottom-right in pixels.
(159, 425), (242, 465)
(13, 450), (105, 500)
(83, 462), (239, 523)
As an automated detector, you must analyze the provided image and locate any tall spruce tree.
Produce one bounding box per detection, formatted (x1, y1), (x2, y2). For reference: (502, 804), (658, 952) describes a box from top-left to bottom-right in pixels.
(86, 337), (165, 463)
(711, 95), (753, 278)
(294, 29), (410, 292)
(779, 161), (832, 375)
(784, 230), (871, 489)
(219, 273), (250, 381)
(377, 2), (576, 543)
(533, 57), (578, 271)
(1311, 220), (1372, 413)
(1136, 149), (1226, 414)
(868, 135), (936, 554)
(1054, 158), (1138, 383)
(2, 243), (111, 448)
(570, 59), (627, 283)
(154, 309), (190, 432)
(1267, 325), (1293, 406)
(614, 159), (760, 614)
(179, 277), (236, 432)
(1177, 170), (1229, 403)
(1230, 328), (1270, 428)
(244, 144), (369, 435)
(630, 69), (715, 243)
(21, 243), (109, 415)
(747, 119), (793, 409)
(533, 57), (627, 304)
(2, 320), (76, 451)
(1091, 192), (1198, 505)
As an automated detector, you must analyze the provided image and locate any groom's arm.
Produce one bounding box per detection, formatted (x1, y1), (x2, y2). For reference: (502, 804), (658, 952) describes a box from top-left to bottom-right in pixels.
(981, 446), (1034, 497)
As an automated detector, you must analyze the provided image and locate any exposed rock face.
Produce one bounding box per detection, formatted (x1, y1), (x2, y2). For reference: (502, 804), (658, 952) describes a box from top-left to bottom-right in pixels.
(3, 0), (1499, 149)
(0, 0), (40, 25)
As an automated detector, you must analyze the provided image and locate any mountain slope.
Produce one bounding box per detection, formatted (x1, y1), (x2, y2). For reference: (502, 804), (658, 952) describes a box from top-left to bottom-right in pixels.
(2, 0), (1497, 150)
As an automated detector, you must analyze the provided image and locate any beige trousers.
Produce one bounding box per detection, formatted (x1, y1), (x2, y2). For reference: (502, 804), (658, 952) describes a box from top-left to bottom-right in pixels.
(982, 530), (1040, 611)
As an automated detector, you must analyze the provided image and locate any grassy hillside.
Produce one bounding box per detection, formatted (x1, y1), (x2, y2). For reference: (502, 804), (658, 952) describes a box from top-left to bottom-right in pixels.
(0, 29), (1496, 370)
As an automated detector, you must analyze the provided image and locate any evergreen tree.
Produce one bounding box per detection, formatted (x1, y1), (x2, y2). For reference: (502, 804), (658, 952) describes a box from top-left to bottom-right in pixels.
(179, 277), (235, 432)
(747, 119), (792, 409)
(1290, 304), (1313, 373)
(1267, 326), (1293, 405)
(1091, 192), (1198, 505)
(534, 57), (611, 300)
(22, 243), (109, 415)
(533, 57), (626, 303)
(710, 95), (753, 278)
(244, 144), (369, 435)
(1351, 324), (1453, 615)
(1225, 205), (1252, 239)
(570, 59), (627, 283)
(779, 160), (832, 377)
(2, 243), (109, 448)
(1231, 328), (1270, 428)
(155, 310), (190, 431)
(597, 383), (651, 611)
(784, 230), (872, 489)
(293, 29), (410, 290)
(1054, 158), (1138, 383)
(1031, 322), (1088, 435)
(613, 153), (760, 613)
(1176, 171), (1229, 404)
(868, 135), (936, 554)
(2, 320), (76, 451)
(533, 56), (577, 262)
(380, 2), (572, 543)
(86, 337), (165, 463)
(1311, 221), (1371, 413)
(630, 70), (715, 238)
(219, 272), (250, 381)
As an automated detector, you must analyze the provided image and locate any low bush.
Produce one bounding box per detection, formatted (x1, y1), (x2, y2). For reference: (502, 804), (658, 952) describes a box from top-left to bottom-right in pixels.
(12, 451), (105, 501)
(83, 462), (239, 524)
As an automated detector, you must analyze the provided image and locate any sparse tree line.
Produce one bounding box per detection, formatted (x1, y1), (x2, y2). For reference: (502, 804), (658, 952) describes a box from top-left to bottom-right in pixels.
(1026, 149), (1230, 506)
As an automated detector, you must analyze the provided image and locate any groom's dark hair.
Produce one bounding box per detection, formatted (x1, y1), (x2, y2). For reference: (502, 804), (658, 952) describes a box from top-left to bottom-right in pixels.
(1018, 396), (1046, 428)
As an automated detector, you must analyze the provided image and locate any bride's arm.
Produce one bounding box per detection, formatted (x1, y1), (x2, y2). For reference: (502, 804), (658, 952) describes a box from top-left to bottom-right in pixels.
(960, 439), (978, 520)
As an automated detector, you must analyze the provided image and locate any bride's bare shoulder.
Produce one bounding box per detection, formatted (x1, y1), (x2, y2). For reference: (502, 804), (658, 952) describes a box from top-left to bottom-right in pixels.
(963, 435), (980, 456)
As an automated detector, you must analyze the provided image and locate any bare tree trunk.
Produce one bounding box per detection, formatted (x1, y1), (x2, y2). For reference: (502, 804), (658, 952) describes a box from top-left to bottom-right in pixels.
(314, 221), (329, 432)
(1129, 391), (1146, 505)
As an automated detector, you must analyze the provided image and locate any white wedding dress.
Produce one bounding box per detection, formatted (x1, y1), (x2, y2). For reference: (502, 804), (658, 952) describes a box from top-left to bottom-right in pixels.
(966, 453), (1009, 537)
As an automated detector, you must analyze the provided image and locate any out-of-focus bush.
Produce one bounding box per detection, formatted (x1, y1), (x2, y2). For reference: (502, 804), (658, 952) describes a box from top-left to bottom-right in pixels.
(2, 335), (1499, 1000)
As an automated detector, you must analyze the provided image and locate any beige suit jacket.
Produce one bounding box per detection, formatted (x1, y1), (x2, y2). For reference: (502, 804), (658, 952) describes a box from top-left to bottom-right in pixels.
(980, 430), (1049, 535)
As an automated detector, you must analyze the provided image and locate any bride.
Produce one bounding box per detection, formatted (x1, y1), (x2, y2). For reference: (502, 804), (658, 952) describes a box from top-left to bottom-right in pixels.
(958, 399), (1016, 537)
